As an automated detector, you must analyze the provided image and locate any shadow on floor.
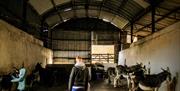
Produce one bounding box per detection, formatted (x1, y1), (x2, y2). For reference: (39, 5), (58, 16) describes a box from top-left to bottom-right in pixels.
(32, 79), (128, 91)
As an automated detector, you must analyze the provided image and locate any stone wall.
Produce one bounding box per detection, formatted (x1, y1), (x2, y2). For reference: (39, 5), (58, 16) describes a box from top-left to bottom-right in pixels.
(118, 22), (180, 91)
(0, 20), (53, 75)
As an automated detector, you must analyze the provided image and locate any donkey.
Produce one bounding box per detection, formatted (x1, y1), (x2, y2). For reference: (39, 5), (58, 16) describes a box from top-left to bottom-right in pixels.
(128, 68), (146, 91)
(106, 67), (116, 84)
(34, 63), (55, 87)
(114, 63), (146, 88)
(138, 68), (171, 91)
(0, 74), (13, 91)
(26, 70), (40, 91)
(0, 67), (20, 91)
(113, 65), (127, 87)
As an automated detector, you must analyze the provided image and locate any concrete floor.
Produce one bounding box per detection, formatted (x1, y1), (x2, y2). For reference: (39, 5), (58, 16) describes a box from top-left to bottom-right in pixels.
(90, 79), (128, 91)
(33, 79), (128, 91)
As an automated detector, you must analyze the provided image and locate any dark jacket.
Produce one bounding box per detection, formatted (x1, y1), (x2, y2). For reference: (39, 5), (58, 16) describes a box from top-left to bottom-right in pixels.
(68, 63), (90, 91)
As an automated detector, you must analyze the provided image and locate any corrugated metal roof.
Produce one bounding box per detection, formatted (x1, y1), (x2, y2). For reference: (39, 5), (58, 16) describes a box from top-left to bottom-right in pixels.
(29, 0), (146, 30)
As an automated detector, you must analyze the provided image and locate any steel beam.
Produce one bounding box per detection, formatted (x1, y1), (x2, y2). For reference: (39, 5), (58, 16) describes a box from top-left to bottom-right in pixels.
(53, 57), (90, 59)
(71, 0), (77, 18)
(119, 31), (122, 51)
(52, 38), (116, 41)
(158, 6), (172, 11)
(151, 1), (155, 33)
(135, 7), (180, 33)
(0, 5), (21, 19)
(85, 0), (89, 17)
(23, 0), (27, 21)
(123, 0), (165, 31)
(53, 49), (91, 51)
(155, 13), (180, 20)
(50, 0), (63, 21)
(98, 0), (106, 18)
(136, 22), (163, 30)
(50, 30), (53, 49)
(130, 22), (133, 43)
(22, 0), (28, 31)
(118, 0), (132, 19)
(122, 5), (151, 30)
(42, 1), (130, 22)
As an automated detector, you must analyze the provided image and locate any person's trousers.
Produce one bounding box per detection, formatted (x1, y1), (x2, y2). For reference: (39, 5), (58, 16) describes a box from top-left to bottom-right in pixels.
(72, 86), (85, 91)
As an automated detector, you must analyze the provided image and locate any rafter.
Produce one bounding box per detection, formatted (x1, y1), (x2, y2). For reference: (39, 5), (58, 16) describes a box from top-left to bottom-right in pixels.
(123, 0), (165, 31)
(42, 1), (130, 22)
(134, 7), (180, 33)
(71, 0), (77, 18)
(122, 6), (151, 30)
(118, 0), (133, 19)
(155, 13), (180, 20)
(98, 0), (106, 18)
(158, 6), (172, 11)
(0, 4), (21, 19)
(85, 0), (89, 17)
(151, 1), (155, 33)
(134, 23), (161, 31)
(50, 0), (63, 21)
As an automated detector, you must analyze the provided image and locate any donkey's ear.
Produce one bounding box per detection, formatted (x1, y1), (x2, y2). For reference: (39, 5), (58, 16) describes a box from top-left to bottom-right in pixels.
(143, 65), (146, 69)
(167, 67), (170, 72)
(136, 62), (138, 64)
(161, 67), (166, 71)
(140, 62), (143, 66)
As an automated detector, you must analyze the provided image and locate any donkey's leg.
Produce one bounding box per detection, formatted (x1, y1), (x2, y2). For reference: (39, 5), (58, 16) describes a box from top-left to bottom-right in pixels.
(127, 76), (132, 89)
(117, 76), (121, 87)
(131, 79), (135, 91)
(155, 87), (159, 91)
(154, 87), (158, 91)
(114, 75), (118, 87)
(114, 75), (121, 87)
(108, 76), (111, 84)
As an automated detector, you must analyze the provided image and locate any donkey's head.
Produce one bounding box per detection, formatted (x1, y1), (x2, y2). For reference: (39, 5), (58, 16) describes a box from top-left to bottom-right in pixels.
(161, 67), (171, 81)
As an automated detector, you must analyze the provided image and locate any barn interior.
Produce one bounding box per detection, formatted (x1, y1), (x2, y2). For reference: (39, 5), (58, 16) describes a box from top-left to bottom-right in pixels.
(0, 0), (180, 91)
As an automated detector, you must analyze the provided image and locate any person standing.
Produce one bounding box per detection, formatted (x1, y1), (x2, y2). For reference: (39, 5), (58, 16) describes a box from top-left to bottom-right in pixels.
(11, 63), (26, 91)
(68, 56), (90, 91)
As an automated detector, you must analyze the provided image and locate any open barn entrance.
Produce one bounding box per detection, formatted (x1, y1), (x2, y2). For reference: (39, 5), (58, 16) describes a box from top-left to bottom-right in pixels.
(50, 18), (123, 64)
(91, 45), (115, 64)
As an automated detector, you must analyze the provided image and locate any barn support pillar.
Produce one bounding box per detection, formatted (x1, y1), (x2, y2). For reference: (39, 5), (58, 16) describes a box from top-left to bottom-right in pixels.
(22, 0), (29, 32)
(130, 22), (133, 43)
(151, 0), (156, 33)
(115, 31), (122, 64)
(120, 31), (128, 50)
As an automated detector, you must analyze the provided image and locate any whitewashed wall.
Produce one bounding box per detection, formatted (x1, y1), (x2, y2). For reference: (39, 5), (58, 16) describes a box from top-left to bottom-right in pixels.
(118, 22), (180, 91)
(0, 20), (53, 75)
